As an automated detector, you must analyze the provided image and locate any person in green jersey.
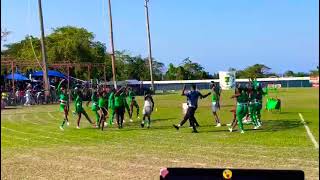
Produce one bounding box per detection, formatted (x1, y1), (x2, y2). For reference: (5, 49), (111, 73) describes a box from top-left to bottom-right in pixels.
(57, 79), (70, 130)
(126, 87), (140, 122)
(86, 89), (100, 128)
(255, 85), (266, 126)
(210, 83), (221, 127)
(108, 88), (116, 125)
(229, 85), (249, 134)
(211, 81), (222, 108)
(247, 84), (259, 129)
(98, 90), (109, 130)
(114, 87), (129, 129)
(75, 89), (94, 129)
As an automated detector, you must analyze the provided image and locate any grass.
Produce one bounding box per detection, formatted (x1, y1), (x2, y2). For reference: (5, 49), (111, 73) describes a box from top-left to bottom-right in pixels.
(1, 88), (319, 179)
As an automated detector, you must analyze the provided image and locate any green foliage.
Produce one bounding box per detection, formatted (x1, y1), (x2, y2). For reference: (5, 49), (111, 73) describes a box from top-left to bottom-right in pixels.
(164, 57), (212, 80)
(236, 64), (272, 78)
(1, 26), (165, 81)
(309, 66), (319, 76)
(284, 70), (310, 77)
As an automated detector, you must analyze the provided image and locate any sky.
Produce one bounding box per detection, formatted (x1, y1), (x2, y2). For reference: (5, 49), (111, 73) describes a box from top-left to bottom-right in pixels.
(1, 0), (319, 74)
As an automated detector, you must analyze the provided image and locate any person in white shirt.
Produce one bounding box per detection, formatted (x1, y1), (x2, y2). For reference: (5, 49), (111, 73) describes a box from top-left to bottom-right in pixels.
(24, 88), (32, 106)
(141, 92), (154, 128)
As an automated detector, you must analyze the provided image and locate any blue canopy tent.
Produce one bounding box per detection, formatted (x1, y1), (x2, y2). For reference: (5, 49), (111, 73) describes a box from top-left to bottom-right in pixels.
(32, 70), (67, 79)
(5, 73), (29, 81)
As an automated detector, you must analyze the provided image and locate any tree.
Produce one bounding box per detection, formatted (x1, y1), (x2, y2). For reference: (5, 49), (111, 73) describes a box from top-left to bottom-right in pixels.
(310, 66), (319, 76)
(1, 28), (11, 42)
(2, 26), (108, 80)
(164, 58), (213, 80)
(284, 70), (295, 77)
(164, 63), (177, 80)
(237, 64), (271, 78)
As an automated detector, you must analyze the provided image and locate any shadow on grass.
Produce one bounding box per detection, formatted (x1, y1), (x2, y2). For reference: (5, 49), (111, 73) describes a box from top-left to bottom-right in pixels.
(82, 118), (305, 134)
(2, 107), (18, 110)
(257, 119), (305, 132)
(201, 119), (304, 133)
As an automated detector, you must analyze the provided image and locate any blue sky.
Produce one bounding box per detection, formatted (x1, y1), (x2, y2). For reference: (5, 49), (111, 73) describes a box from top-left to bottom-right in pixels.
(1, 0), (319, 74)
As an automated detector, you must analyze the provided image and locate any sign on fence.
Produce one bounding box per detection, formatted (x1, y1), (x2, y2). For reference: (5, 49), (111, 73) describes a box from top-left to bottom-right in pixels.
(219, 71), (236, 90)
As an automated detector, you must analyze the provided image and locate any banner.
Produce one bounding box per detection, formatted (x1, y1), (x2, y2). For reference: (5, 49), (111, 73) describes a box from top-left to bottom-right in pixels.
(219, 71), (236, 90)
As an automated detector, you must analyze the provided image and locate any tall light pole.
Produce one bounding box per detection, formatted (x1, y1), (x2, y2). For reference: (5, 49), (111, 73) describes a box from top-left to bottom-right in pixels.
(37, 0), (50, 102)
(107, 0), (117, 89)
(144, 0), (154, 92)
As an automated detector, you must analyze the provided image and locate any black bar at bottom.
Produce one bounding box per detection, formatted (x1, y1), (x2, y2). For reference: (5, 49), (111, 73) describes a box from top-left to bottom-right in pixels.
(160, 168), (304, 180)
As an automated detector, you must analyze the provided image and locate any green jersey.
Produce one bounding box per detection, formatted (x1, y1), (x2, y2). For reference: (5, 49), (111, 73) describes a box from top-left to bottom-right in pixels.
(115, 92), (126, 107)
(57, 81), (68, 104)
(108, 92), (115, 109)
(98, 96), (107, 108)
(91, 93), (99, 108)
(75, 95), (83, 112)
(127, 90), (135, 104)
(237, 90), (248, 103)
(249, 90), (258, 102)
(92, 94), (98, 103)
(252, 79), (260, 90)
(128, 91), (135, 99)
(211, 91), (217, 102)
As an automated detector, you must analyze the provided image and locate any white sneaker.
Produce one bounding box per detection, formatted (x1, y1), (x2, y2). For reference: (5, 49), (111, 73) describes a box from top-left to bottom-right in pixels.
(254, 126), (259, 130)
(228, 127), (233, 132)
(59, 126), (64, 131)
(257, 121), (262, 127)
(226, 123), (231, 127)
(240, 130), (244, 134)
(129, 119), (133, 122)
(67, 122), (70, 126)
(215, 123), (221, 127)
(76, 126), (80, 129)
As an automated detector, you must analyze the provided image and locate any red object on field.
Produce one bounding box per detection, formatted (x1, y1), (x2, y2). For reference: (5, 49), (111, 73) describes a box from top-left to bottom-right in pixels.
(310, 76), (319, 88)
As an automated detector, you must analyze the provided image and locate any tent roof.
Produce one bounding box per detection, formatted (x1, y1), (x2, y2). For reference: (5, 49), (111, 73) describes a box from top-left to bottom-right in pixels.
(5, 73), (29, 81)
(32, 70), (66, 79)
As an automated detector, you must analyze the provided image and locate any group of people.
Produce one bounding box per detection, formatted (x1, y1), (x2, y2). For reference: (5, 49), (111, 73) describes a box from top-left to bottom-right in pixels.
(56, 78), (265, 134)
(173, 79), (265, 133)
(57, 79), (155, 131)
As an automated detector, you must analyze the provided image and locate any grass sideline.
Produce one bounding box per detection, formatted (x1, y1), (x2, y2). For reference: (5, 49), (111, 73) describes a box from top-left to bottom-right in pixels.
(1, 88), (319, 179)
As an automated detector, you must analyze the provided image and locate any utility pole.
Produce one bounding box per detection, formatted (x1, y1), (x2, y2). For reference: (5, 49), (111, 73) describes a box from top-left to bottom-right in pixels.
(38, 0), (50, 102)
(107, 0), (117, 89)
(144, 0), (154, 92)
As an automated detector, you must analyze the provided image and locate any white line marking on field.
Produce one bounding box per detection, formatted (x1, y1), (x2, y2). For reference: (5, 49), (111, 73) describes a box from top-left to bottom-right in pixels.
(1, 126), (69, 143)
(8, 114), (13, 121)
(34, 114), (55, 125)
(22, 114), (40, 125)
(48, 112), (57, 121)
(299, 113), (319, 149)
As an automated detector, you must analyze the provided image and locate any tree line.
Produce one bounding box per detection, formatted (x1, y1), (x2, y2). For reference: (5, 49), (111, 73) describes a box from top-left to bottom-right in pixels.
(1, 26), (318, 81)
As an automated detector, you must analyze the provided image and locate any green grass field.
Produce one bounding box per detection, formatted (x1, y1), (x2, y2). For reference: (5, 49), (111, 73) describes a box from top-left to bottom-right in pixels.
(1, 88), (319, 179)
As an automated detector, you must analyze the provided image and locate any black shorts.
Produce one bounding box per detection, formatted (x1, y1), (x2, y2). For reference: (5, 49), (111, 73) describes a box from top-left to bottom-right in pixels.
(115, 107), (125, 115)
(100, 107), (108, 116)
